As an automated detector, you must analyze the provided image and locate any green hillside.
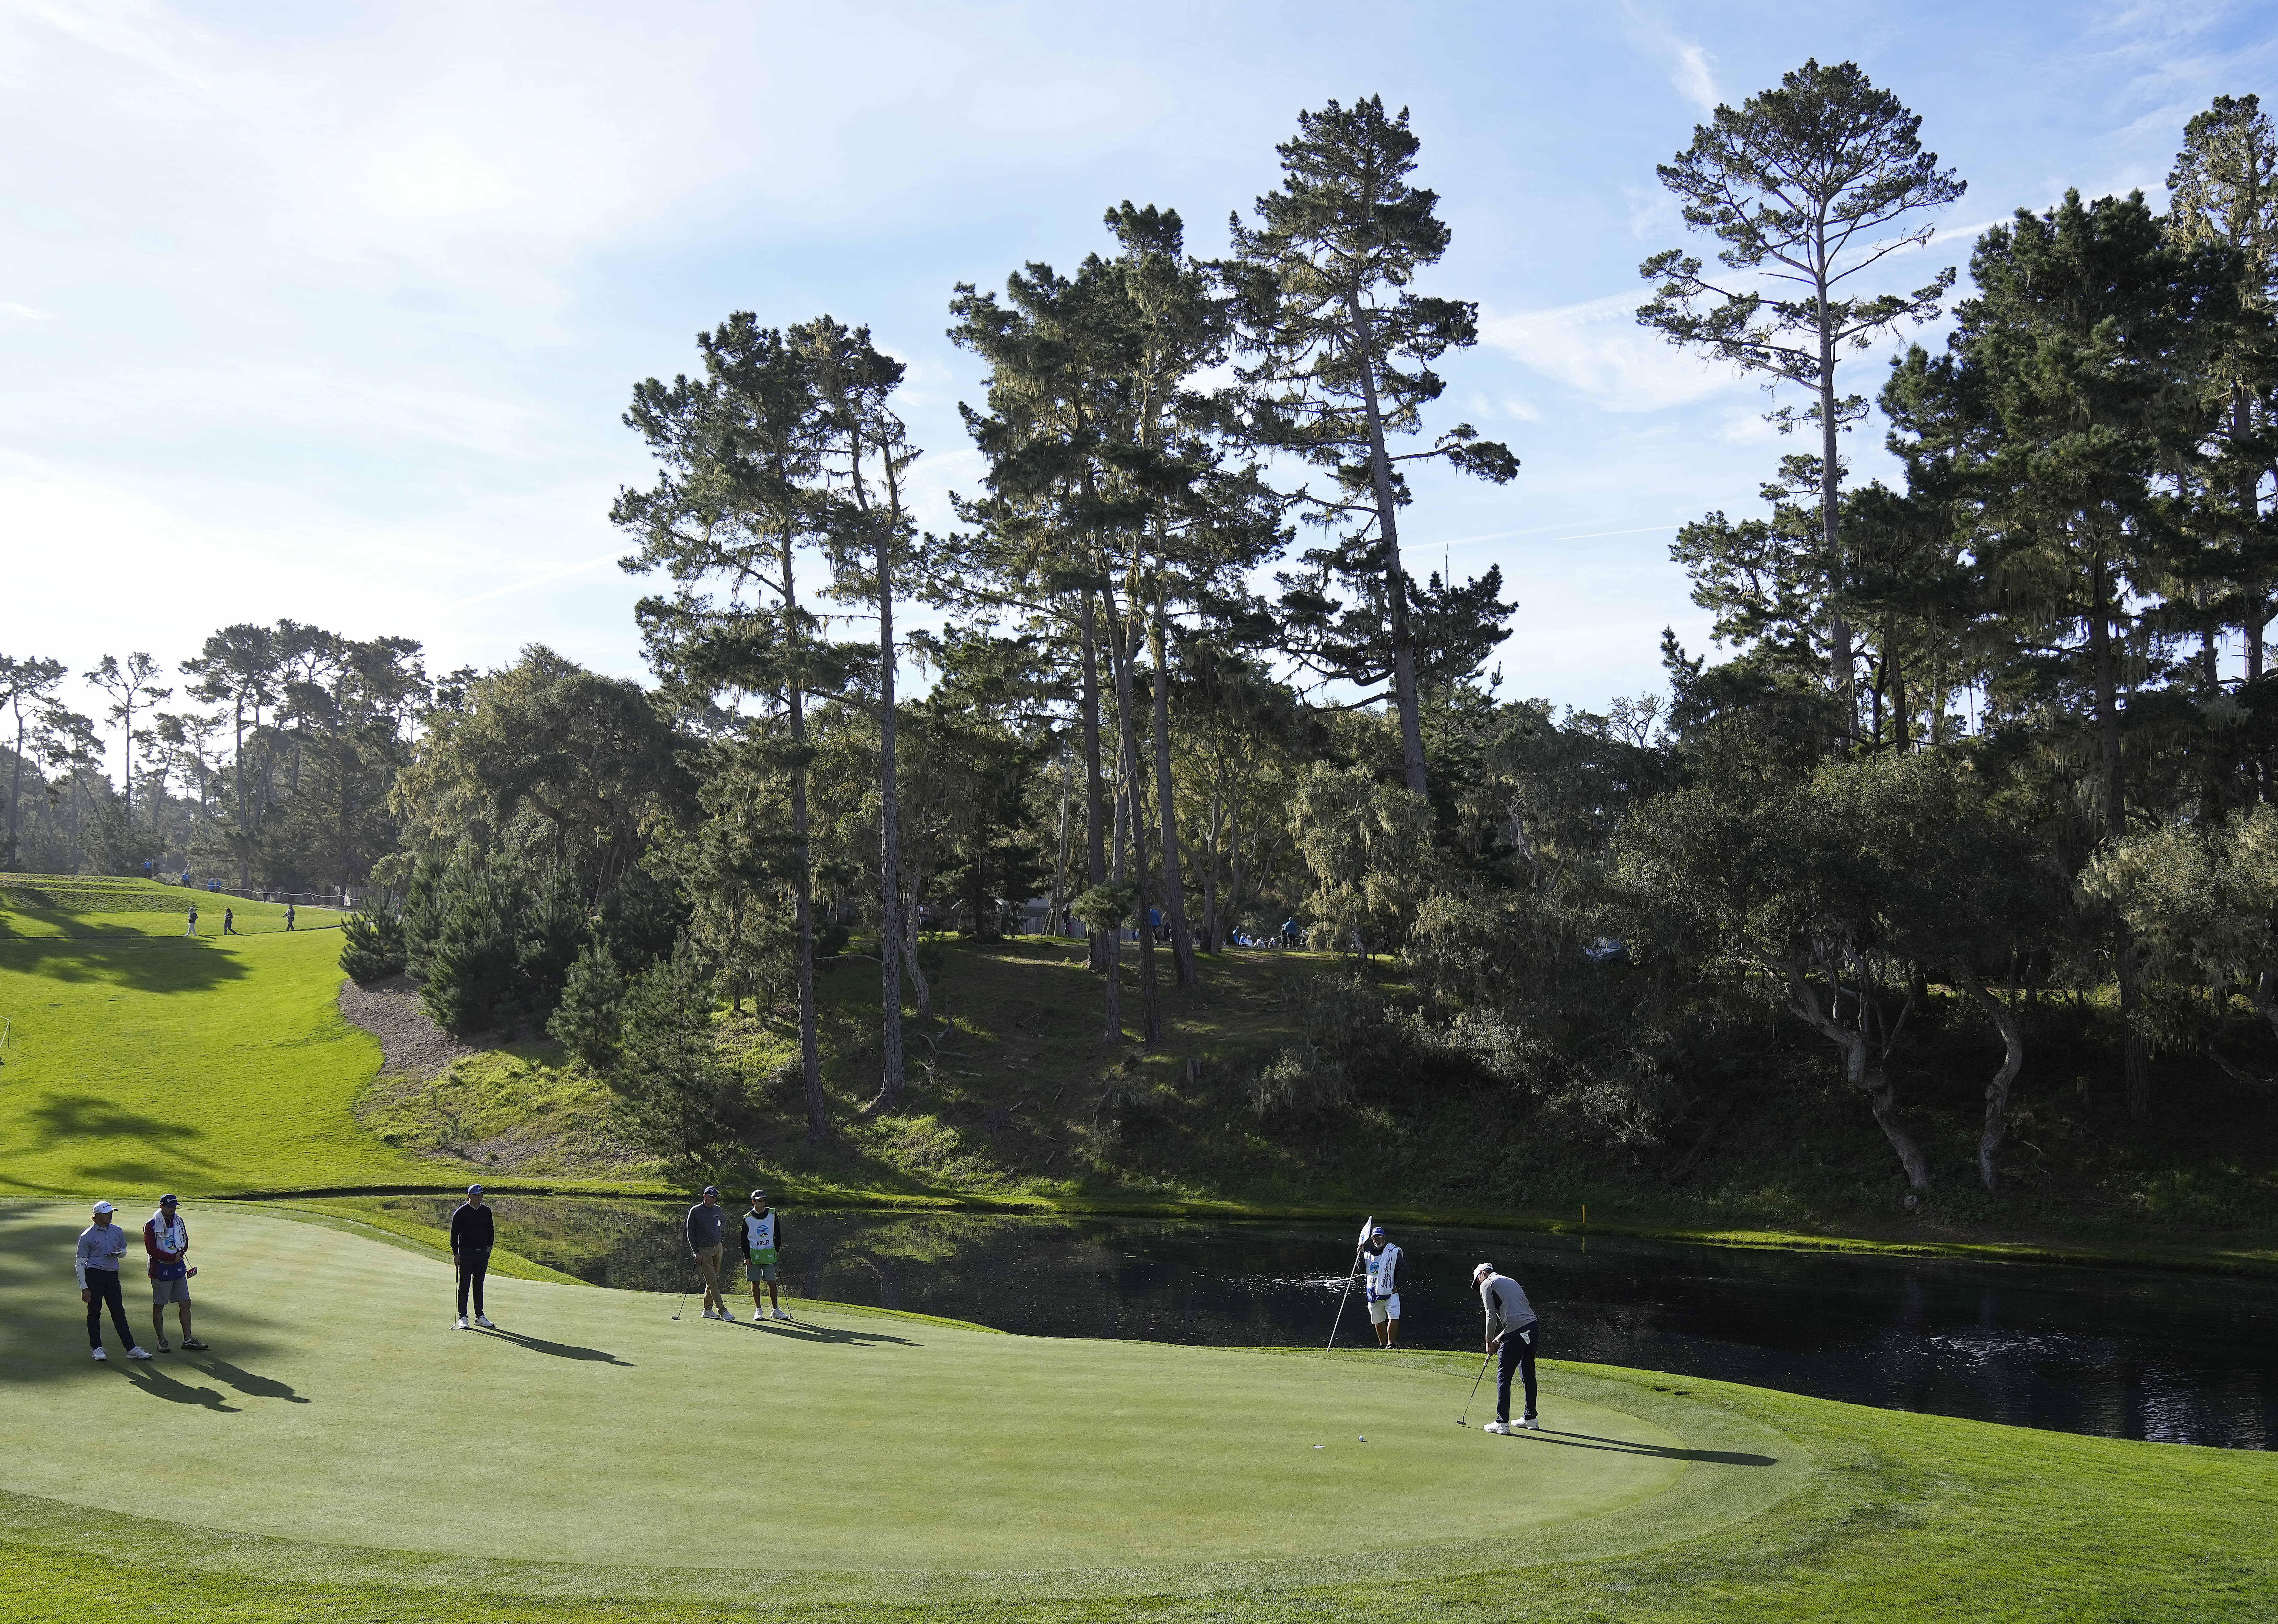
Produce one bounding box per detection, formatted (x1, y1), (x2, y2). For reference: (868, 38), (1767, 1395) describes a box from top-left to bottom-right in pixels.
(0, 878), (410, 1196)
(1, 1200), (2271, 1624)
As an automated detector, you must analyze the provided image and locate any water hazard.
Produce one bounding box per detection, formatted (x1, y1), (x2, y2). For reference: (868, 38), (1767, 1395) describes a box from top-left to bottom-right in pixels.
(363, 1195), (2278, 1450)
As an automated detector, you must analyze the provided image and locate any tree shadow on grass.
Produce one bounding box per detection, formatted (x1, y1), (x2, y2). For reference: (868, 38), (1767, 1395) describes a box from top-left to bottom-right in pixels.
(17, 1101), (217, 1188)
(1522, 1430), (1778, 1467)
(477, 1328), (633, 1365)
(0, 931), (252, 993)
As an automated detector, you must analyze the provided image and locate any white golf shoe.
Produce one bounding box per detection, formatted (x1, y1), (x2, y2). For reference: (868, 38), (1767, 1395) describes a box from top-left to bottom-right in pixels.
(456, 1316), (469, 1329)
(772, 1308), (793, 1322)
(474, 1315), (496, 1329)
(1519, 1416), (1541, 1430)
(126, 1347), (152, 1360)
(700, 1308), (717, 1320)
(1483, 1420), (1511, 1435)
(721, 1309), (738, 1322)
(91, 1347), (108, 1362)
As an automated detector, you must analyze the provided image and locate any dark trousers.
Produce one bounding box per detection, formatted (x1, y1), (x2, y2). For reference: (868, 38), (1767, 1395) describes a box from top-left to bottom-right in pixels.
(1496, 1320), (1539, 1423)
(456, 1249), (490, 1318)
(85, 1268), (133, 1349)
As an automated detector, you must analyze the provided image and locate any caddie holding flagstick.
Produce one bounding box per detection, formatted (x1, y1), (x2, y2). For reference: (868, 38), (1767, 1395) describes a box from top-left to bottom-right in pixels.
(742, 1188), (792, 1323)
(1363, 1223), (1404, 1347)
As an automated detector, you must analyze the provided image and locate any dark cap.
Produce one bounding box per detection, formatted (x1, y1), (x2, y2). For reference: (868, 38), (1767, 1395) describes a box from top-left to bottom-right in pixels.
(749, 1188), (767, 1201)
(159, 1193), (179, 1206)
(702, 1185), (719, 1196)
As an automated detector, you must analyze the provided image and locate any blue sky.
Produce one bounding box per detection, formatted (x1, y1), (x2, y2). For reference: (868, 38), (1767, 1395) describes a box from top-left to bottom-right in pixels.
(5, 0), (2274, 770)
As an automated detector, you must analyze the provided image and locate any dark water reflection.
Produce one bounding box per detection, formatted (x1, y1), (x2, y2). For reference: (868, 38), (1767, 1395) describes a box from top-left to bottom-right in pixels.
(369, 1196), (2278, 1451)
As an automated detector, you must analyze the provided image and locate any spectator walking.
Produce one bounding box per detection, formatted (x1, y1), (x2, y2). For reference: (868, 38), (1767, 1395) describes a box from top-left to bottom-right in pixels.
(221, 908), (237, 936)
(1473, 1262), (1540, 1434)
(143, 1194), (204, 1352)
(687, 1186), (731, 1320)
(741, 1189), (792, 1322)
(184, 904), (198, 938)
(284, 904), (296, 931)
(450, 1185), (495, 1329)
(76, 1201), (149, 1362)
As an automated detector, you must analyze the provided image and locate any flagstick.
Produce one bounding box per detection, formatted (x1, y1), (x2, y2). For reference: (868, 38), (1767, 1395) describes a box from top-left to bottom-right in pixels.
(1325, 1245), (1364, 1352)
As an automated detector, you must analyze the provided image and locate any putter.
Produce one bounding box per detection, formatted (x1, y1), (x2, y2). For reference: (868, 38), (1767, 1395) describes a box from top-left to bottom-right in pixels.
(1457, 1340), (1498, 1427)
(671, 1272), (695, 1322)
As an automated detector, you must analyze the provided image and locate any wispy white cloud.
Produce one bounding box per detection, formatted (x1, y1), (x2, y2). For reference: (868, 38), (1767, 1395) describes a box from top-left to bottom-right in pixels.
(1479, 293), (1746, 412)
(1619, 4), (1719, 113)
(0, 300), (48, 319)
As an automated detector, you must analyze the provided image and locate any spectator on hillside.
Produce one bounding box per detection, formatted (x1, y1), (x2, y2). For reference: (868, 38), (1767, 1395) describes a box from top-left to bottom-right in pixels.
(686, 1186), (731, 1321)
(76, 1202), (148, 1363)
(184, 904), (198, 938)
(143, 1194), (204, 1352)
(450, 1185), (496, 1330)
(284, 904), (296, 932)
(221, 908), (237, 936)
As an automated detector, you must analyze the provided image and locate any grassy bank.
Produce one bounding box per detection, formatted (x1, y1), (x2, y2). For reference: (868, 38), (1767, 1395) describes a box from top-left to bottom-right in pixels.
(1, 1198), (2271, 1623)
(7, 882), (2275, 1275)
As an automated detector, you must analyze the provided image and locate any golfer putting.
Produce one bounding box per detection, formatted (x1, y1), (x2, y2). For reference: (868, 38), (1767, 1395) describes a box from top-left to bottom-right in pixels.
(741, 1188), (792, 1322)
(1474, 1261), (1540, 1434)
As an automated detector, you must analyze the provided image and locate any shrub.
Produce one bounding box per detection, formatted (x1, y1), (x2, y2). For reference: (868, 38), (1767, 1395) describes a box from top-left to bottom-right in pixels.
(553, 940), (627, 1068)
(339, 898), (408, 984)
(421, 871), (527, 1038)
(600, 939), (740, 1160)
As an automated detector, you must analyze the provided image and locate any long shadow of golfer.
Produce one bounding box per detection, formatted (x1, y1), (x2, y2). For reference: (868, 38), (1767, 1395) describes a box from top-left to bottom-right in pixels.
(478, 1328), (633, 1366)
(186, 1355), (309, 1403)
(1523, 1431), (1777, 1467)
(121, 1366), (241, 1413)
(734, 1320), (916, 1348)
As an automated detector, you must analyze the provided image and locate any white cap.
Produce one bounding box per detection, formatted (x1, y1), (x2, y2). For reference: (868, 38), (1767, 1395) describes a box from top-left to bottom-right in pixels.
(91, 1200), (115, 1214)
(1472, 1262), (1494, 1283)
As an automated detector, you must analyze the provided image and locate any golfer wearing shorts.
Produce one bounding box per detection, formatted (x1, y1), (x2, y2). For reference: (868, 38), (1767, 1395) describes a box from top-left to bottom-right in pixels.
(450, 1185), (495, 1329)
(687, 1186), (731, 1321)
(1363, 1224), (1404, 1347)
(741, 1189), (792, 1322)
(1474, 1262), (1540, 1433)
(142, 1194), (205, 1351)
(76, 1201), (149, 1362)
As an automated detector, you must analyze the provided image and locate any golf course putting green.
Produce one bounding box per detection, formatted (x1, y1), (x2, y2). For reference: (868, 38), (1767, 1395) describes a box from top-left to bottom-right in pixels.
(0, 1201), (1805, 1604)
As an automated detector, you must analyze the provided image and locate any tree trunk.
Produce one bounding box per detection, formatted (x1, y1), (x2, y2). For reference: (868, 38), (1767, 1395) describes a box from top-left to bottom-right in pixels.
(1957, 967), (2025, 1194)
(2091, 554), (2150, 1118)
(1105, 618), (1161, 1044)
(867, 453), (906, 1114)
(1080, 591), (1109, 975)
(1787, 965), (1930, 1193)
(1049, 751), (1072, 944)
(778, 535), (826, 1144)
(1147, 605), (1196, 988)
(1817, 247), (1855, 745)
(903, 863), (931, 1021)
(1345, 292), (1427, 799)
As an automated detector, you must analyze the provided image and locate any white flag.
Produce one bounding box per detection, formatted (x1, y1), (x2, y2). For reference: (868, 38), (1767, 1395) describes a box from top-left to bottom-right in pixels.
(1356, 1215), (1374, 1250)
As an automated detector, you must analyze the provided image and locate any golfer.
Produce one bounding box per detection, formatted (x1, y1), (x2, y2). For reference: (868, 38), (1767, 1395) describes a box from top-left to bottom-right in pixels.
(76, 1201), (149, 1362)
(450, 1185), (496, 1329)
(686, 1185), (731, 1321)
(741, 1188), (792, 1323)
(1363, 1224), (1404, 1347)
(1474, 1261), (1540, 1433)
(142, 1194), (205, 1352)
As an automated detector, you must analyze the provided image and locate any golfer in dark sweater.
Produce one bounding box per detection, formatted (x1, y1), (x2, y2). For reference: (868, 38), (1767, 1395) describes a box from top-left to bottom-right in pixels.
(450, 1186), (495, 1330)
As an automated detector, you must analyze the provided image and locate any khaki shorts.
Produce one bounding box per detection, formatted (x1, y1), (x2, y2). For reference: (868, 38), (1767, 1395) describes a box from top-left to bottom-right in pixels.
(747, 1261), (778, 1283)
(152, 1276), (192, 1305)
(1367, 1293), (1400, 1324)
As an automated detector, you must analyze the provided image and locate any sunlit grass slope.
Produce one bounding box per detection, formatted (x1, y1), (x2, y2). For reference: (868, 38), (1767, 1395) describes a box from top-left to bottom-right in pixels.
(0, 1200), (2272, 1622)
(0, 883), (410, 1195)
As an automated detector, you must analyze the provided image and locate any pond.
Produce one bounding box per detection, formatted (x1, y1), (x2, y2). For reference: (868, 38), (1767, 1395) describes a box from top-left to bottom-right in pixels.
(362, 1195), (2278, 1451)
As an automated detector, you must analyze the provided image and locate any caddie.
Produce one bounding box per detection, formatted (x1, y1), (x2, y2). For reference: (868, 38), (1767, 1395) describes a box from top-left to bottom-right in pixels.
(1363, 1223), (1404, 1347)
(742, 1188), (792, 1323)
(143, 1193), (206, 1352)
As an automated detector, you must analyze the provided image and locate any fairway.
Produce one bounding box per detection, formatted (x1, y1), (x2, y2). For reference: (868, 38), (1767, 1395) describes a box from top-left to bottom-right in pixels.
(0, 1202), (1802, 1604)
(0, 890), (416, 1195)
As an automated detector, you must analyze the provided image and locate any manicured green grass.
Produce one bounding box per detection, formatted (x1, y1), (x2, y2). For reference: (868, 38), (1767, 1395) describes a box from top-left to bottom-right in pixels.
(0, 888), (414, 1196)
(1, 1199), (2271, 1623)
